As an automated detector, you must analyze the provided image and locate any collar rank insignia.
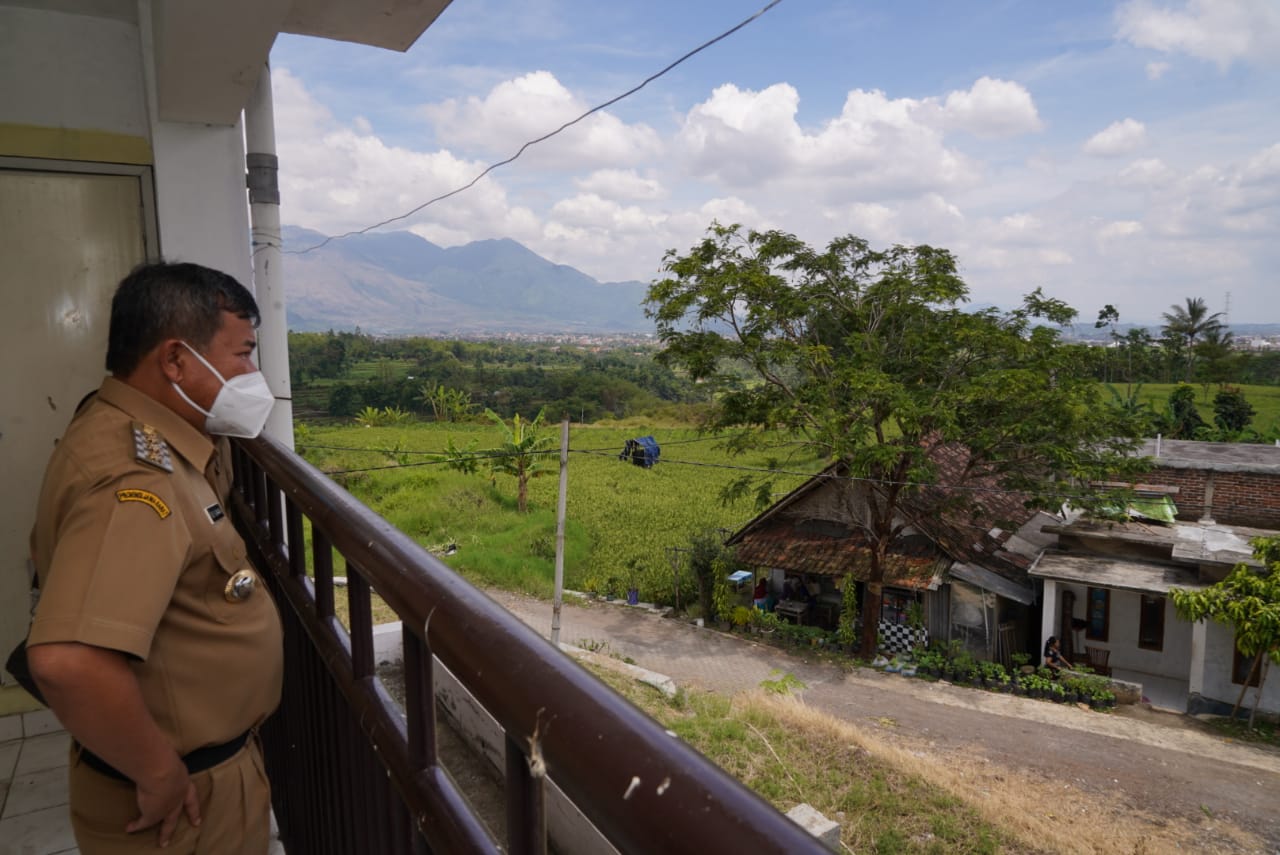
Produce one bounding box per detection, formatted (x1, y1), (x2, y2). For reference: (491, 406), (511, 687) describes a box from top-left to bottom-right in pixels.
(131, 422), (174, 473)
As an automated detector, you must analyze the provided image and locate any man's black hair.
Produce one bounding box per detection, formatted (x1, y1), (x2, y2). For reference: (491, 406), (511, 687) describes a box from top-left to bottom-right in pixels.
(106, 262), (260, 376)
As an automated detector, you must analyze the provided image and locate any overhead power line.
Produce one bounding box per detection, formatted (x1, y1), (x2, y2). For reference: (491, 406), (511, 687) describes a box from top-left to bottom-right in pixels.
(285, 0), (785, 256)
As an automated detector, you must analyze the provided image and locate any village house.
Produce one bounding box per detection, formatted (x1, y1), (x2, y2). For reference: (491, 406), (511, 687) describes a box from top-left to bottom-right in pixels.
(1031, 513), (1280, 716)
(726, 451), (1058, 665)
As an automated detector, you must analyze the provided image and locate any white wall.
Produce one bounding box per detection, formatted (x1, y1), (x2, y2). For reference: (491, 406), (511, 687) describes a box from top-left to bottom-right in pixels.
(149, 119), (253, 283)
(0, 6), (146, 136)
(1201, 621), (1280, 715)
(1103, 589), (1191, 680)
(1052, 583), (1190, 681)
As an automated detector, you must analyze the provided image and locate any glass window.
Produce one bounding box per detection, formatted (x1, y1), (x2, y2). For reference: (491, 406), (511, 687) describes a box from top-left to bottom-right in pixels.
(881, 589), (914, 625)
(1086, 587), (1110, 641)
(1233, 637), (1261, 687)
(1138, 595), (1164, 651)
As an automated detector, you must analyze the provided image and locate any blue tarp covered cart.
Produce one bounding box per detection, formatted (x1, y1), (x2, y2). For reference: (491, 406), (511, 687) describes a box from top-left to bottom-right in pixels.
(619, 436), (660, 468)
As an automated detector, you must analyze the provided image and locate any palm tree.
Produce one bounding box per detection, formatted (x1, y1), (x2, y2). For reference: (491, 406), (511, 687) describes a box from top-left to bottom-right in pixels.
(1161, 297), (1225, 381)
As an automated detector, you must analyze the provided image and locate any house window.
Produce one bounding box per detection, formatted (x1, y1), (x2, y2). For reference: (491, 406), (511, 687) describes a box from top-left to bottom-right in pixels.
(1233, 637), (1262, 687)
(1138, 595), (1164, 651)
(881, 589), (914, 625)
(1086, 587), (1110, 641)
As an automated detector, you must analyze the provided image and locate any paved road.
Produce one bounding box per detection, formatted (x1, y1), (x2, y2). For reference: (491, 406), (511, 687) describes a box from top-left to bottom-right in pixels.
(489, 590), (1280, 851)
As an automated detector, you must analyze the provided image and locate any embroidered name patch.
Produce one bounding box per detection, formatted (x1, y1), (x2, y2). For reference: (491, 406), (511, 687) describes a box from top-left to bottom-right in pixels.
(116, 489), (171, 519)
(206, 503), (225, 524)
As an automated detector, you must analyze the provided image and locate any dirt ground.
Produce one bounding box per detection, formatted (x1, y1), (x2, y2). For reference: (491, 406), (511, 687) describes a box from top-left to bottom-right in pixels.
(485, 590), (1280, 853)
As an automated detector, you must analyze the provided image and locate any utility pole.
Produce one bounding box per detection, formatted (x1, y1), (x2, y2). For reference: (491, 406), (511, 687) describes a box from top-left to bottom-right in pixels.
(551, 417), (570, 645)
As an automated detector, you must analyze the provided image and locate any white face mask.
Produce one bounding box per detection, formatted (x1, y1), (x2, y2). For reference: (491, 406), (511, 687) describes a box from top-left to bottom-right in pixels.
(172, 342), (275, 438)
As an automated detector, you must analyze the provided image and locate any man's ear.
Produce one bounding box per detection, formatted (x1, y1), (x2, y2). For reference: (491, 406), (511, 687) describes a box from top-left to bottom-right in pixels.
(158, 339), (188, 383)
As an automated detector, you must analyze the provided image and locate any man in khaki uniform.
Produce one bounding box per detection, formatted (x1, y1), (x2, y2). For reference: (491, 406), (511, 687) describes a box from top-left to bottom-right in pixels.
(27, 262), (284, 853)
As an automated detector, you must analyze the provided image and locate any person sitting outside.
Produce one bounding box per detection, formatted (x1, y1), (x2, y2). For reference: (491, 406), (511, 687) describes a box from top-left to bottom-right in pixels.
(1043, 635), (1073, 674)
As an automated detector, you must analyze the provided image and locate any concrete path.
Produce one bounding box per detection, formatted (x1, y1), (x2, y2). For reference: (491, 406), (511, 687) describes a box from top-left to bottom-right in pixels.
(489, 590), (1280, 850)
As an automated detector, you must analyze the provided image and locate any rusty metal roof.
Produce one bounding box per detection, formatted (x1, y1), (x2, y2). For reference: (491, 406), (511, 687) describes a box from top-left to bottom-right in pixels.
(732, 522), (944, 590)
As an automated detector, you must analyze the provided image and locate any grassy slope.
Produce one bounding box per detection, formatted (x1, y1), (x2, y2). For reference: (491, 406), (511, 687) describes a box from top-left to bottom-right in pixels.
(297, 421), (824, 600)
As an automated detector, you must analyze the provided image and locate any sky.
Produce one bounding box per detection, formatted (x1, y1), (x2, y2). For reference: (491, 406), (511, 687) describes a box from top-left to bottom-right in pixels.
(270, 0), (1280, 326)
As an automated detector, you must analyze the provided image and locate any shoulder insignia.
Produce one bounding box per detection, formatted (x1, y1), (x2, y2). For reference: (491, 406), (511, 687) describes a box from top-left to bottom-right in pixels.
(131, 422), (173, 473)
(116, 488), (171, 519)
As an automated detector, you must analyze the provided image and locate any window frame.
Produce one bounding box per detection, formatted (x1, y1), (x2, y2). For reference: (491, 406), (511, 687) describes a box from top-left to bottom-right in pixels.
(1137, 594), (1165, 651)
(1085, 586), (1110, 642)
(1232, 637), (1262, 687)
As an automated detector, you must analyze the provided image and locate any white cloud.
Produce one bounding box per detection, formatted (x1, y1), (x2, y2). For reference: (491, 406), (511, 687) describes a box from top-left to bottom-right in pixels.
(1084, 118), (1148, 156)
(272, 68), (536, 245)
(1118, 157), (1176, 186)
(1117, 0), (1280, 68)
(420, 70), (662, 169)
(674, 83), (980, 197)
(938, 77), (1044, 138)
(1145, 60), (1171, 79)
(269, 62), (1277, 324)
(575, 169), (666, 201)
(1099, 220), (1144, 239)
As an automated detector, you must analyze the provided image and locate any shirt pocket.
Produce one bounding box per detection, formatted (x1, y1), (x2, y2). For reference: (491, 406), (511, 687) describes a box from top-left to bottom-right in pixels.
(205, 526), (256, 624)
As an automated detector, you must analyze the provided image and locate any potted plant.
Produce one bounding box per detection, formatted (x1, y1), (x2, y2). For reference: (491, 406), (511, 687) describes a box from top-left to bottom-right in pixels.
(731, 606), (753, 632)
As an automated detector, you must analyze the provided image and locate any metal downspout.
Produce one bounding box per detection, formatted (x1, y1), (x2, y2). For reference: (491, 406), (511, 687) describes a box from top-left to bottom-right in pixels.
(244, 63), (294, 447)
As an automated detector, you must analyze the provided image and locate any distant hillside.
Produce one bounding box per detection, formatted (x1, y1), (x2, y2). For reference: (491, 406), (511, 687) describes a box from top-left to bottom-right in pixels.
(280, 226), (652, 335)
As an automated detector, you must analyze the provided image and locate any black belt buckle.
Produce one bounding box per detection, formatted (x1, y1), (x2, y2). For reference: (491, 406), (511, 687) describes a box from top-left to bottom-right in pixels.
(77, 731), (250, 783)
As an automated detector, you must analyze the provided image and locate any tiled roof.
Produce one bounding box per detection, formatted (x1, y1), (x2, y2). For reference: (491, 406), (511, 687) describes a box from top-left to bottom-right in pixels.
(732, 522), (943, 589)
(905, 441), (1040, 577)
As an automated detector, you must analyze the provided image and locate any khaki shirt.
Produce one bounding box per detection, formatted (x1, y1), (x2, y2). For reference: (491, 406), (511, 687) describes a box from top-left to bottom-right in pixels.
(29, 377), (282, 755)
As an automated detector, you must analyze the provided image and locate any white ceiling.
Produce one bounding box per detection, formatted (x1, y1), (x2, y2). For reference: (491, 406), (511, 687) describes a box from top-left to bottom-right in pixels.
(6, 0), (452, 124)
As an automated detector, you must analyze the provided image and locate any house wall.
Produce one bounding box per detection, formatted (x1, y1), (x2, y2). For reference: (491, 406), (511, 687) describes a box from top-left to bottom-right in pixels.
(1053, 583), (1190, 682)
(1198, 621), (1280, 716)
(1151, 466), (1280, 529)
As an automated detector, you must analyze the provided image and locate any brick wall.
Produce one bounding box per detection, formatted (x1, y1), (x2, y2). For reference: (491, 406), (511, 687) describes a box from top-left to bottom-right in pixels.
(1150, 465), (1280, 528)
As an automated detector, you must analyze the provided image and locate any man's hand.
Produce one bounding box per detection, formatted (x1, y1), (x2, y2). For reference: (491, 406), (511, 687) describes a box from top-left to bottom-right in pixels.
(28, 642), (205, 846)
(126, 753), (202, 846)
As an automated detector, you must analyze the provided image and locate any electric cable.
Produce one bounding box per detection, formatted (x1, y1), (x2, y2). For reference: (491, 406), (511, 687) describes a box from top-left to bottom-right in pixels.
(285, 0), (785, 256)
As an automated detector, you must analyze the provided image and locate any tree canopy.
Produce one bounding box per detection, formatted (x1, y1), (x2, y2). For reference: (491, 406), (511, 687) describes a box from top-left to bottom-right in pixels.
(646, 223), (1147, 655)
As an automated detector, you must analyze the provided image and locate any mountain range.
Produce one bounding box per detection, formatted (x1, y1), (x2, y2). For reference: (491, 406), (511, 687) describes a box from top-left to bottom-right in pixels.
(281, 226), (652, 335)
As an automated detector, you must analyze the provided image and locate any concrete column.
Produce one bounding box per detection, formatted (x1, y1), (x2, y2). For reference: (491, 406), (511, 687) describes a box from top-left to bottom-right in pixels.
(1188, 619), (1207, 696)
(243, 62), (294, 447)
(1040, 579), (1058, 661)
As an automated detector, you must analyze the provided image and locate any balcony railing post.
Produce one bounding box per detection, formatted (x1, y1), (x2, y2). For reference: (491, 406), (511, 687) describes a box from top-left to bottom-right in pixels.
(403, 628), (436, 769)
(505, 733), (546, 855)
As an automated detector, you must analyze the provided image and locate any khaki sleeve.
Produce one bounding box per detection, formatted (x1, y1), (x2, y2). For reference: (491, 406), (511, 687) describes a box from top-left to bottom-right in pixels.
(29, 469), (192, 660)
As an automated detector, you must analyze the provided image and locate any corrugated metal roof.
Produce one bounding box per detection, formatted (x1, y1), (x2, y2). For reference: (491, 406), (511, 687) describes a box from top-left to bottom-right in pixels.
(732, 523), (944, 590)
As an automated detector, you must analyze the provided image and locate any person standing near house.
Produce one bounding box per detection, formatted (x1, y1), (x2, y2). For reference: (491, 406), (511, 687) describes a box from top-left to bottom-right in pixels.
(25, 263), (283, 853)
(753, 576), (768, 610)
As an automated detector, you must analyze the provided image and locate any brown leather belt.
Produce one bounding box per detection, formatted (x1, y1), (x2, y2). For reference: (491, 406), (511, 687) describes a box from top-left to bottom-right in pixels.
(76, 730), (251, 783)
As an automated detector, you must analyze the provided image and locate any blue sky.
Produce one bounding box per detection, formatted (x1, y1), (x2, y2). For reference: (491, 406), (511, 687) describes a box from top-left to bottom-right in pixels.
(271, 0), (1280, 325)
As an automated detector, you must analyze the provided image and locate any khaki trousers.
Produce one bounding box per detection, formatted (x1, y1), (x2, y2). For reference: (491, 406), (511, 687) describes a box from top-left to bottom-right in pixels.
(68, 737), (271, 855)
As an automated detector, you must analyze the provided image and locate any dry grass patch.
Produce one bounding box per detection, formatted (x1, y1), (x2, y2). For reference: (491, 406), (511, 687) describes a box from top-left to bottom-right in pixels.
(754, 692), (1263, 855)
(588, 662), (1267, 854)
(589, 665), (1011, 854)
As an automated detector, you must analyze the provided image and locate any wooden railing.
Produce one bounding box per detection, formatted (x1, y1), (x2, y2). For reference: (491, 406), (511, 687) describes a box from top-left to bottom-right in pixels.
(229, 434), (826, 854)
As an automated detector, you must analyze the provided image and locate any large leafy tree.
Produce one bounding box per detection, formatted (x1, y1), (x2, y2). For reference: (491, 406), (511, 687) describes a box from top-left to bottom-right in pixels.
(1161, 297), (1225, 381)
(646, 223), (1146, 657)
(1171, 537), (1280, 726)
